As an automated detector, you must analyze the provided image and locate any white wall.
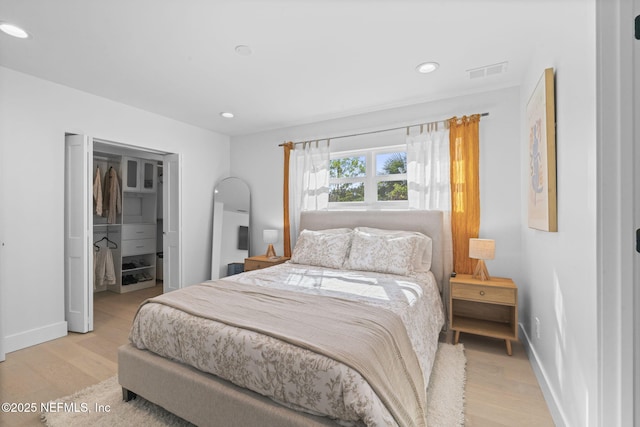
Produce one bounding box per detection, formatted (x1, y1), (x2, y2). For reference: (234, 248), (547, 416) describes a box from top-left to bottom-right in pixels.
(519, 1), (597, 426)
(231, 85), (522, 279)
(0, 67), (230, 353)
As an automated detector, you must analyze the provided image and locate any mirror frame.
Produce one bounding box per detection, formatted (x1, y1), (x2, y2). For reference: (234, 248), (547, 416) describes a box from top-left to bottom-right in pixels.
(211, 177), (251, 279)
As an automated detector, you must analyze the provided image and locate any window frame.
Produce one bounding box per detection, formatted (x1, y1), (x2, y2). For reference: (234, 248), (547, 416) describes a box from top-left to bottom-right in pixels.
(328, 144), (408, 210)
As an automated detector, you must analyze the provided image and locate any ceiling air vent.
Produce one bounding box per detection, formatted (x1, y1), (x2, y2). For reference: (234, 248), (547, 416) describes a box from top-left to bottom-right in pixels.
(467, 61), (508, 79)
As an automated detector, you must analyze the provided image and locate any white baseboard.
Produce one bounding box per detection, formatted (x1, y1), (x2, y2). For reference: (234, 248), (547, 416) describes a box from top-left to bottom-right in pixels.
(4, 321), (68, 354)
(519, 322), (568, 427)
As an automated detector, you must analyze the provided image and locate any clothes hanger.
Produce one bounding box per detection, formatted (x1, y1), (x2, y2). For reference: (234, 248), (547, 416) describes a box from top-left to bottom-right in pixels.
(93, 236), (118, 249)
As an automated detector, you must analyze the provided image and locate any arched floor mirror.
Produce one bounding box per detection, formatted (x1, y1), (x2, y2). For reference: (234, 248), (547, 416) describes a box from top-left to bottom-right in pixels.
(211, 177), (250, 279)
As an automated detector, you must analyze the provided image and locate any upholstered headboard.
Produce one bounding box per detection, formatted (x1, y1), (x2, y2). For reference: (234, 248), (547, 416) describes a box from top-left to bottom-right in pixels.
(299, 210), (452, 293)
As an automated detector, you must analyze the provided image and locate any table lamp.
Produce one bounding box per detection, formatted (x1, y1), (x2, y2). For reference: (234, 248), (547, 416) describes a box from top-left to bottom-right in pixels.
(469, 238), (495, 281)
(263, 229), (278, 258)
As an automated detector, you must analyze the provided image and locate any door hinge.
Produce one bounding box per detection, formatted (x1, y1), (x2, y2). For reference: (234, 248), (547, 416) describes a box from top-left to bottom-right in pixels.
(636, 15), (640, 40)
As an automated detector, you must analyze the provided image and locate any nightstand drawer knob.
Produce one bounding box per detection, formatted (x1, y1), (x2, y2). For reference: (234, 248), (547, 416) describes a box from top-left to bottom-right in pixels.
(479, 291), (485, 296)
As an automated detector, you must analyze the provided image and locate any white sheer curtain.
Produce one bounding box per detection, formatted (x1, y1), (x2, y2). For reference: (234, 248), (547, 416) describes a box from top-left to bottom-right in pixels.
(406, 126), (454, 327)
(288, 140), (331, 246)
(406, 127), (450, 210)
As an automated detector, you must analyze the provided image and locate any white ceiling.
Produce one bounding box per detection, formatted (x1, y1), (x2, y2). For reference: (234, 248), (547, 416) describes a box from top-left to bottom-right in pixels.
(0, 0), (567, 137)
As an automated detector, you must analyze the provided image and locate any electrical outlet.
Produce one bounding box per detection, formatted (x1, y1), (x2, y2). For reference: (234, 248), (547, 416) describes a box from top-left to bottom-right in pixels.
(535, 317), (541, 339)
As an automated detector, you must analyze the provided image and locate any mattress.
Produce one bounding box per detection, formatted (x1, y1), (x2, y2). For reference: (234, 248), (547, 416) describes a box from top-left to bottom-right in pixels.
(129, 262), (444, 426)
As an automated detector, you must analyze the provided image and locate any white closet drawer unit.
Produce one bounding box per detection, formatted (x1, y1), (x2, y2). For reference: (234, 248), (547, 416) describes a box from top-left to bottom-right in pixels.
(122, 224), (156, 240)
(122, 238), (156, 256)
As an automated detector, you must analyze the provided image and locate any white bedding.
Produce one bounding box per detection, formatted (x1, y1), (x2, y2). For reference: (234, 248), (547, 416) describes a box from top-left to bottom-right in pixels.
(129, 262), (444, 426)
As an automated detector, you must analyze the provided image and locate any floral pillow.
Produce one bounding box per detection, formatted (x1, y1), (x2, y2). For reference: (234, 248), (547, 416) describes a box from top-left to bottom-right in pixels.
(290, 229), (353, 269)
(344, 230), (422, 276)
(308, 228), (353, 234)
(355, 227), (432, 272)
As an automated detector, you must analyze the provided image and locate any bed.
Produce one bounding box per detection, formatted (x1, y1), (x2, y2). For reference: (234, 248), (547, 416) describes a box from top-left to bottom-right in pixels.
(118, 210), (452, 427)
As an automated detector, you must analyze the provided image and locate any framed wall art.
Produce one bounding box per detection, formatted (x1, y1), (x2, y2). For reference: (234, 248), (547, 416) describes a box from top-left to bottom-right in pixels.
(527, 67), (557, 232)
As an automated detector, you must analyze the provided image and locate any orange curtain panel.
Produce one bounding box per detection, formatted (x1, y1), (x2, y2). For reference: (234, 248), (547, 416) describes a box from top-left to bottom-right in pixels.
(282, 142), (294, 258)
(449, 114), (481, 274)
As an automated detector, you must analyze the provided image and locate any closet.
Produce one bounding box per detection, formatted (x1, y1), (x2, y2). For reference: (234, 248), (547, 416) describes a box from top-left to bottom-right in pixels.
(92, 147), (160, 294)
(65, 133), (180, 333)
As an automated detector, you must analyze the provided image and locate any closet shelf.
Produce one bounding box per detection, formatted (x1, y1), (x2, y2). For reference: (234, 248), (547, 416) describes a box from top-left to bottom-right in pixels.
(122, 221), (156, 225)
(94, 149), (158, 295)
(122, 265), (155, 274)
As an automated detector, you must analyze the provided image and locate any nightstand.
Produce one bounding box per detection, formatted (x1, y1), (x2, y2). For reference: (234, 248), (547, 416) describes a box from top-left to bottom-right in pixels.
(449, 274), (518, 355)
(244, 255), (290, 272)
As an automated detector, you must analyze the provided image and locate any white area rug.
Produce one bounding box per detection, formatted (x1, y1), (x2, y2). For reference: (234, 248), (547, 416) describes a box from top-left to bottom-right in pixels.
(42, 343), (465, 427)
(426, 343), (466, 426)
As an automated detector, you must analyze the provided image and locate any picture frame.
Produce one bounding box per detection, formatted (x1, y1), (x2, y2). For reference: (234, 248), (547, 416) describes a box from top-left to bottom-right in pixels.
(527, 67), (557, 232)
(237, 225), (249, 250)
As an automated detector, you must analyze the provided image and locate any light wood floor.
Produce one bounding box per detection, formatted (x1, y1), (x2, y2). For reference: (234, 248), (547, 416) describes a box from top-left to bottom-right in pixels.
(0, 284), (555, 426)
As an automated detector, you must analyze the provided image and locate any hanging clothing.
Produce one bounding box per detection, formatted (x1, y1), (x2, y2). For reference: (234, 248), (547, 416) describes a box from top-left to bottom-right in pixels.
(93, 166), (103, 216)
(102, 167), (122, 224)
(94, 247), (116, 289)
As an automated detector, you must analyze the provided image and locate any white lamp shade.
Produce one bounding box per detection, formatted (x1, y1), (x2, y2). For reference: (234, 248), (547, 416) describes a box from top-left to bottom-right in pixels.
(263, 229), (278, 244)
(469, 238), (495, 260)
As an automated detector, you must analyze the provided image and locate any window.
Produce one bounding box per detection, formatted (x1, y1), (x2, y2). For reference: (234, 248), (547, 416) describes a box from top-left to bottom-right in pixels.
(329, 146), (407, 208)
(329, 155), (366, 203)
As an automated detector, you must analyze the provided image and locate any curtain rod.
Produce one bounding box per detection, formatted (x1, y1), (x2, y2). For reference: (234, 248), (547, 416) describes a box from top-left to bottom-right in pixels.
(279, 112), (488, 147)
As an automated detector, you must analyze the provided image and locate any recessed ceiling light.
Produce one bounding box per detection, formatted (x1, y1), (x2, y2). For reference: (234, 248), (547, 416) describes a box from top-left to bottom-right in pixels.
(0, 22), (29, 39)
(220, 112), (234, 119)
(416, 62), (439, 74)
(234, 45), (252, 56)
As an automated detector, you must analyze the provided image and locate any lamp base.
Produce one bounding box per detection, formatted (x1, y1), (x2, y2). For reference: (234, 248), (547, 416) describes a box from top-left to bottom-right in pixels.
(472, 259), (490, 281)
(265, 244), (276, 258)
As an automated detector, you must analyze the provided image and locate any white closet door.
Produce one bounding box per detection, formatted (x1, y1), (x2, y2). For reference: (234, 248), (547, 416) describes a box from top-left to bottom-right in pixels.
(163, 153), (181, 293)
(0, 207), (4, 362)
(64, 134), (93, 332)
(634, 2), (640, 423)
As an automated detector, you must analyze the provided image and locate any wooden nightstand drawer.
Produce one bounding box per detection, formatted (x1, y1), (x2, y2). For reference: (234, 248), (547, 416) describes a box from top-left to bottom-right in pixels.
(451, 283), (515, 305)
(245, 260), (273, 271)
(244, 256), (290, 272)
